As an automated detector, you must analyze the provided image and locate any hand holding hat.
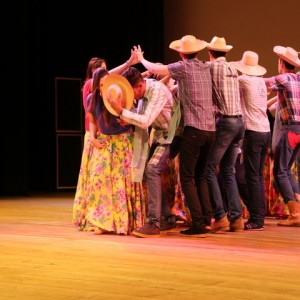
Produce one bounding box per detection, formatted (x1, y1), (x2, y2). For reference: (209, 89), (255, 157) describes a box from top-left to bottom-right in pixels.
(102, 74), (134, 116)
(106, 84), (124, 116)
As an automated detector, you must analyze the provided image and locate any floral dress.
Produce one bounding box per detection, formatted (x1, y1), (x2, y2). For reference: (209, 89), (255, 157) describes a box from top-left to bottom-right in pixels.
(73, 131), (146, 235)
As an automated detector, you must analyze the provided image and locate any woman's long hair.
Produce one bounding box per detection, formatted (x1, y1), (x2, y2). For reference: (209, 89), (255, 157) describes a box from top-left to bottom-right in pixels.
(84, 57), (107, 82)
(88, 67), (112, 127)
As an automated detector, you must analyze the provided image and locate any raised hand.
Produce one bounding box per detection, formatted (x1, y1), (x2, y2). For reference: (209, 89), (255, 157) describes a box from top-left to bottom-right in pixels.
(133, 45), (144, 62)
(128, 48), (140, 66)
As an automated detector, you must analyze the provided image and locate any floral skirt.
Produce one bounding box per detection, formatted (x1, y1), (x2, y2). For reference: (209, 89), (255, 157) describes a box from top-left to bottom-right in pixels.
(73, 131), (146, 235)
(72, 131), (93, 224)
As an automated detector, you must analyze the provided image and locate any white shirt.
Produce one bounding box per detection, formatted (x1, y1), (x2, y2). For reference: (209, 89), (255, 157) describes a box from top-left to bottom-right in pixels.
(238, 74), (270, 132)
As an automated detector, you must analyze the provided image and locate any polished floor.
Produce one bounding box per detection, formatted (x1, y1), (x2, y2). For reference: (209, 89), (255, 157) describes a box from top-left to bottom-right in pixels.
(1, 192), (300, 300)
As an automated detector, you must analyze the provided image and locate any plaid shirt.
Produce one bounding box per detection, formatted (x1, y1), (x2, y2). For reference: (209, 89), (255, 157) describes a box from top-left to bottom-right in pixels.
(266, 73), (300, 123)
(121, 78), (174, 133)
(168, 58), (215, 131)
(209, 57), (242, 116)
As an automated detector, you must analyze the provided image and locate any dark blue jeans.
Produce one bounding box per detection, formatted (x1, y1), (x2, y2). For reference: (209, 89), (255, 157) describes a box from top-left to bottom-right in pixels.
(179, 126), (215, 229)
(243, 130), (271, 226)
(273, 124), (300, 203)
(206, 117), (245, 222)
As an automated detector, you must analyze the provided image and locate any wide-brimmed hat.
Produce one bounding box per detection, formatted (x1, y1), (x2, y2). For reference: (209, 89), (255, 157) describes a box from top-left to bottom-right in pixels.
(233, 51), (267, 76)
(273, 46), (300, 67)
(102, 74), (134, 116)
(169, 35), (207, 54)
(207, 36), (233, 52)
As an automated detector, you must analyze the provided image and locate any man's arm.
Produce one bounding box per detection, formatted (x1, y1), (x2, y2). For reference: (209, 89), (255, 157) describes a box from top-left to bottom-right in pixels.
(134, 45), (170, 77)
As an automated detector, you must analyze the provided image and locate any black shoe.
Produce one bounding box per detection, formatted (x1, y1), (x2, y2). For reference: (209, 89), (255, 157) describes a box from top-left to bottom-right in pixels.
(132, 223), (161, 238)
(244, 222), (264, 231)
(180, 226), (207, 238)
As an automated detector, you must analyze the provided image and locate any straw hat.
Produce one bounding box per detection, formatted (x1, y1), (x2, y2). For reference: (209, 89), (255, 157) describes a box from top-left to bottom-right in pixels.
(102, 74), (134, 116)
(273, 46), (300, 67)
(233, 51), (267, 76)
(169, 35), (207, 54)
(207, 36), (233, 52)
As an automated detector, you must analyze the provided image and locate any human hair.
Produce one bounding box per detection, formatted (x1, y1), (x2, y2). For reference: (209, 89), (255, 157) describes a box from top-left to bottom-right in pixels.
(122, 67), (143, 87)
(85, 57), (107, 82)
(88, 67), (110, 126)
(181, 52), (198, 59)
(208, 49), (227, 59)
(280, 58), (295, 71)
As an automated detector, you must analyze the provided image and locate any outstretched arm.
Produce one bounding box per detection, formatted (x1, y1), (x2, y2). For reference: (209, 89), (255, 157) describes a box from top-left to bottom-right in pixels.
(264, 78), (273, 95)
(109, 49), (139, 74)
(134, 45), (170, 77)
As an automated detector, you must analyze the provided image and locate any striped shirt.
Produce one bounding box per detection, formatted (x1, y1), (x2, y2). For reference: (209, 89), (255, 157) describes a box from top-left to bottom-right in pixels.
(168, 58), (215, 131)
(209, 57), (242, 116)
(238, 74), (270, 132)
(265, 73), (300, 123)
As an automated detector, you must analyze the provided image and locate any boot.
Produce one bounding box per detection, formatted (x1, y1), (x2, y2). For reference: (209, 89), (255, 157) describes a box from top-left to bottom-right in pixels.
(211, 215), (230, 233)
(277, 201), (300, 227)
(230, 216), (244, 232)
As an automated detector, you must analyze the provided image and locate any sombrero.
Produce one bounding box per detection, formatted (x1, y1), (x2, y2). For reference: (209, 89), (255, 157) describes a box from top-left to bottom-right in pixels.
(233, 51), (267, 76)
(207, 36), (233, 52)
(169, 35), (207, 54)
(273, 46), (300, 67)
(102, 73), (134, 116)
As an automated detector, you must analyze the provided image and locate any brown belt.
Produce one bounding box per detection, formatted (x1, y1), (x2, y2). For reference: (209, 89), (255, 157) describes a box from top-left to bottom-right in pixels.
(220, 115), (242, 118)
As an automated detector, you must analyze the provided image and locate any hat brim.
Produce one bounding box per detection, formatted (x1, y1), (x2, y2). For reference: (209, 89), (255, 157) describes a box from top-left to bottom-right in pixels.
(207, 45), (233, 52)
(169, 39), (207, 54)
(273, 46), (300, 67)
(232, 61), (267, 76)
(102, 74), (134, 116)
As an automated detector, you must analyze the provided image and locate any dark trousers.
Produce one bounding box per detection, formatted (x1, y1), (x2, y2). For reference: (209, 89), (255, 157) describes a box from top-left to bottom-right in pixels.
(179, 126), (215, 229)
(242, 130), (271, 225)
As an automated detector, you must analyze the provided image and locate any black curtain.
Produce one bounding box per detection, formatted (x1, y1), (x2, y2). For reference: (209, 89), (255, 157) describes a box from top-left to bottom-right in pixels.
(1, 1), (164, 195)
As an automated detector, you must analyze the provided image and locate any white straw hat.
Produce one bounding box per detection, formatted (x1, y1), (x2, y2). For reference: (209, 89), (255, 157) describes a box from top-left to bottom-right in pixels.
(169, 35), (207, 54)
(207, 36), (233, 52)
(273, 46), (300, 67)
(233, 51), (267, 76)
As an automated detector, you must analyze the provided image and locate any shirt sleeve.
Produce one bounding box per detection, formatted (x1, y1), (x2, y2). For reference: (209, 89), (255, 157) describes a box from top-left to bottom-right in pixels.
(120, 81), (170, 129)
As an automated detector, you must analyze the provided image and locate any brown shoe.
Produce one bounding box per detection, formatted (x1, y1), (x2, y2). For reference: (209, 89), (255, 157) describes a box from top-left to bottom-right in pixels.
(230, 216), (244, 232)
(278, 201), (300, 227)
(211, 215), (230, 233)
(132, 223), (161, 238)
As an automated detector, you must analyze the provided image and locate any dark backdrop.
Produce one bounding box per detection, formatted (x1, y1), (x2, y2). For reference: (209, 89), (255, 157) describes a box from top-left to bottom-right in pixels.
(1, 1), (164, 195)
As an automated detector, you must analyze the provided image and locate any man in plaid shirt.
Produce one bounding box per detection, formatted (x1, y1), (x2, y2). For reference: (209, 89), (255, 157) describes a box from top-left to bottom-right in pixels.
(133, 35), (216, 238)
(265, 46), (300, 227)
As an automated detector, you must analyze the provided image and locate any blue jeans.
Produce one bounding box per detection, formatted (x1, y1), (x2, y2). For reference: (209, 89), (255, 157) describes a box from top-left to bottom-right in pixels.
(179, 126), (215, 229)
(206, 117), (245, 222)
(243, 130), (271, 226)
(273, 124), (300, 203)
(145, 143), (171, 227)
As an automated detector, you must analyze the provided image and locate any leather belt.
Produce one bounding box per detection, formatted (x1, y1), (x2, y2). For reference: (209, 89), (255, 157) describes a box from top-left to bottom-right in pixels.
(220, 115), (242, 118)
(282, 120), (300, 125)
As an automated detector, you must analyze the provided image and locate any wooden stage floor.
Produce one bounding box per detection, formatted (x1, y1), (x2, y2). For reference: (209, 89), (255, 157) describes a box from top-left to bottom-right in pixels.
(1, 192), (300, 300)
